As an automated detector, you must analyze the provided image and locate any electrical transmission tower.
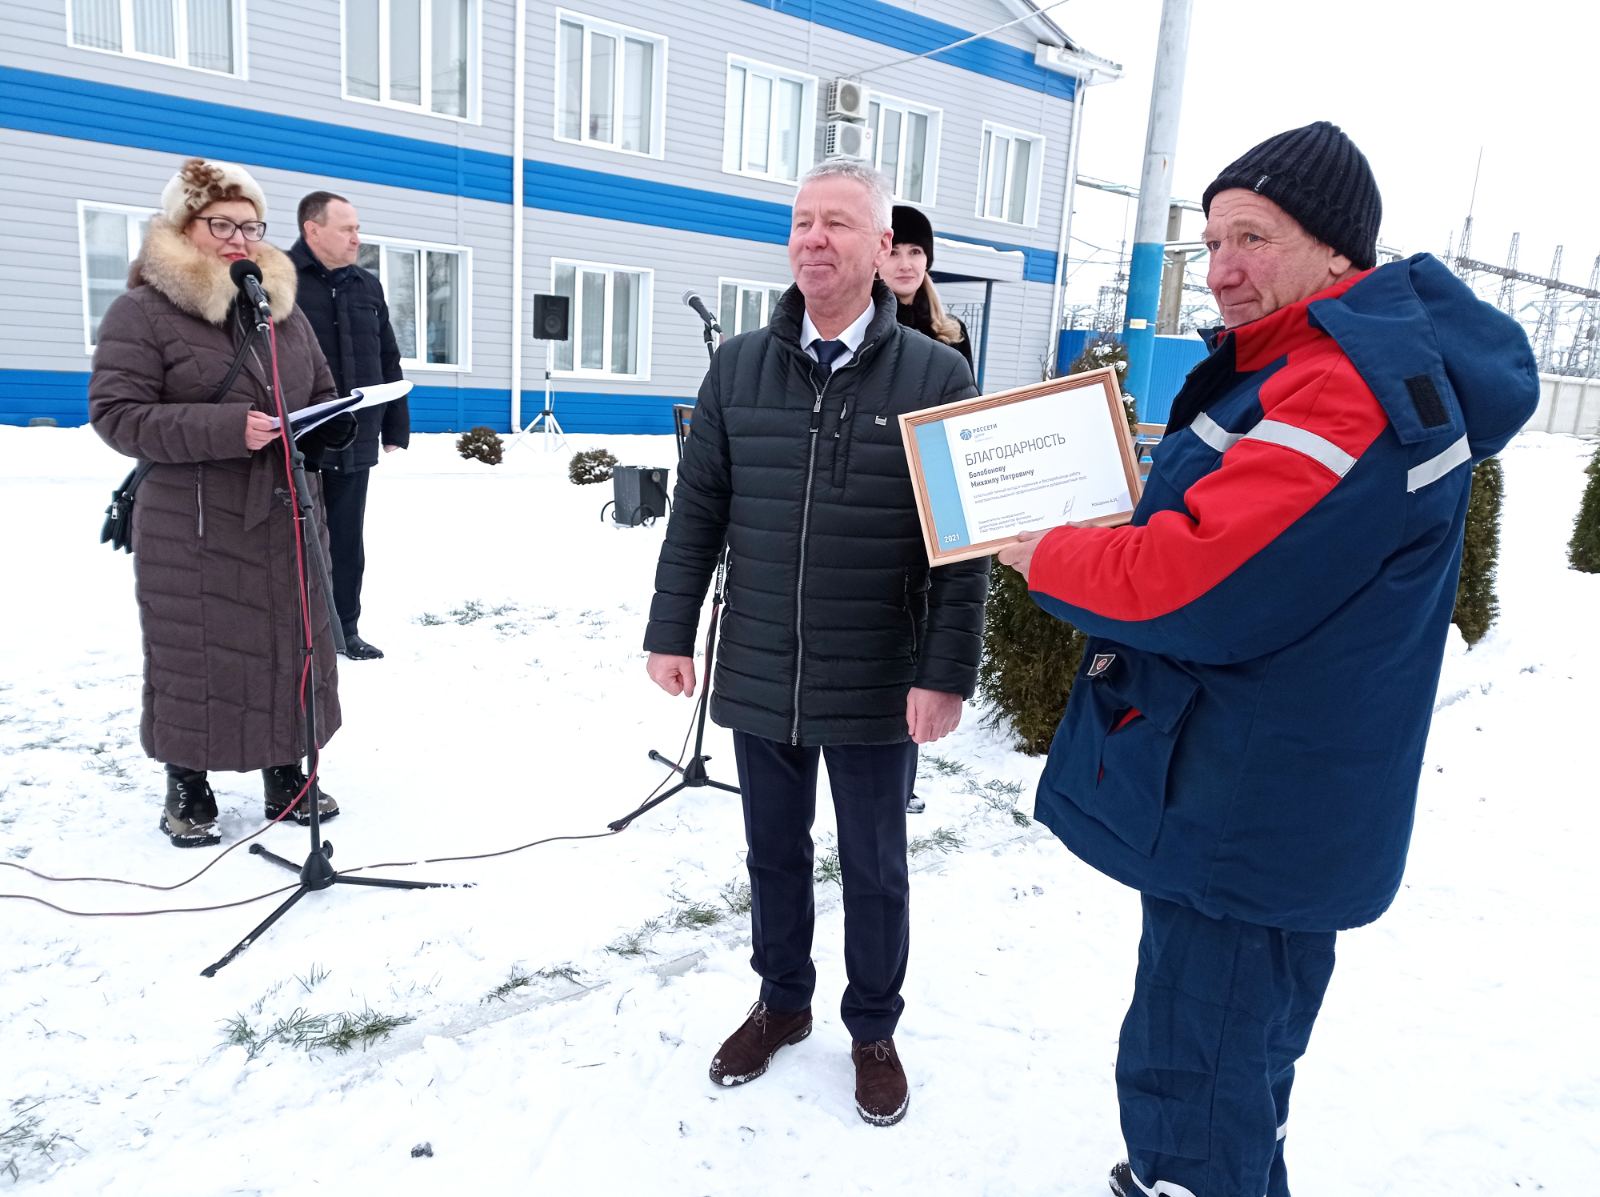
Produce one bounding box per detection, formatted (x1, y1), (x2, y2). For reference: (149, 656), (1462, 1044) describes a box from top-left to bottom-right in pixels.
(1531, 246), (1565, 371)
(1497, 233), (1519, 314)
(1560, 255), (1600, 376)
(1451, 224), (1600, 376)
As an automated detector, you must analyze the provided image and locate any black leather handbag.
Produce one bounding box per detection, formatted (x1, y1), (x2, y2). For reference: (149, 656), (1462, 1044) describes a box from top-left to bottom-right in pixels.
(99, 461), (155, 553)
(98, 321), (256, 554)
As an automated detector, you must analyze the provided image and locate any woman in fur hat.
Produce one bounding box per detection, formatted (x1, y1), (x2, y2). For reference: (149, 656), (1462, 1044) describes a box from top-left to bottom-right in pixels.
(884, 204), (973, 372)
(90, 157), (352, 847)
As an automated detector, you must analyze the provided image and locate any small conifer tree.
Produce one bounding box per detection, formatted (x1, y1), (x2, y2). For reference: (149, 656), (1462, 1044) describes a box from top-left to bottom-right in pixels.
(569, 448), (619, 485)
(979, 336), (1138, 753)
(1451, 457), (1504, 646)
(1567, 440), (1600, 573)
(455, 426), (503, 465)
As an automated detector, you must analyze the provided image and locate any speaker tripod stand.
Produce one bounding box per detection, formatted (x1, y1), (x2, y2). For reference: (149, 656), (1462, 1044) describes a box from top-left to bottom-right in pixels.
(510, 340), (567, 453)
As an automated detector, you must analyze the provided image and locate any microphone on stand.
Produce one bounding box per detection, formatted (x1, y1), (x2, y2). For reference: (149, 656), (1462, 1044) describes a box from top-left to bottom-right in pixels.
(682, 289), (721, 334)
(230, 259), (272, 323)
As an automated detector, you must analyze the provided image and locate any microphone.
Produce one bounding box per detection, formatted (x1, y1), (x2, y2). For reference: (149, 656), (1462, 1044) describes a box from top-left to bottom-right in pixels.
(682, 290), (721, 333)
(230, 259), (272, 322)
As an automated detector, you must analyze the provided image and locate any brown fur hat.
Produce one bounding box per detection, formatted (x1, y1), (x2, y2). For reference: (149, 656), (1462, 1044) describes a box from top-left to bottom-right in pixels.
(160, 157), (268, 227)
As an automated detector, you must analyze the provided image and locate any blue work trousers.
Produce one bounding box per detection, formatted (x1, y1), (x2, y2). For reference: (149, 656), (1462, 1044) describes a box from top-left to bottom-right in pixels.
(1118, 895), (1337, 1197)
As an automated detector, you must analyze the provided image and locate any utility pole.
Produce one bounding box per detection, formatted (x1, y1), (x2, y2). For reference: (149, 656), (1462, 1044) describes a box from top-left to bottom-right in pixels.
(1122, 0), (1193, 415)
(1156, 203), (1187, 333)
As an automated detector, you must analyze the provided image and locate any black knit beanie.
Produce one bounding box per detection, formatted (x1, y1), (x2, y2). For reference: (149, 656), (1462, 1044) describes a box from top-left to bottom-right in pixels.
(1201, 121), (1382, 270)
(891, 204), (935, 269)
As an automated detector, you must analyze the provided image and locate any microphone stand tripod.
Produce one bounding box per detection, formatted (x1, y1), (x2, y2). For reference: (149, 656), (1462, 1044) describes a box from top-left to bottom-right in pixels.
(612, 551), (740, 831)
(610, 311), (737, 831)
(202, 302), (451, 977)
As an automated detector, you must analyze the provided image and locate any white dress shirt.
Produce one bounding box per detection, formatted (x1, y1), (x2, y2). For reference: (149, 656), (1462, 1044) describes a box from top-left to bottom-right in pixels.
(800, 300), (875, 367)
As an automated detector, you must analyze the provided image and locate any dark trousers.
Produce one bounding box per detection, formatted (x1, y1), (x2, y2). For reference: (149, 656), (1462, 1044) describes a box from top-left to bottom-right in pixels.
(1117, 895), (1336, 1197)
(732, 730), (917, 1043)
(319, 467), (370, 638)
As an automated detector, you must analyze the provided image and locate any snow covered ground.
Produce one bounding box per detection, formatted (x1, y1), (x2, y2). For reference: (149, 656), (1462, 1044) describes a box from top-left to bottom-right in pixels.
(1, 425), (1595, 1196)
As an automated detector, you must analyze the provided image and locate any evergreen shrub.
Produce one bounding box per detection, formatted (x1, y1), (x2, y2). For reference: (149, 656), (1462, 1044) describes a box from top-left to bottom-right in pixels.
(1567, 440), (1600, 573)
(980, 336), (1138, 754)
(455, 426), (504, 465)
(1451, 457), (1503, 646)
(569, 448), (619, 485)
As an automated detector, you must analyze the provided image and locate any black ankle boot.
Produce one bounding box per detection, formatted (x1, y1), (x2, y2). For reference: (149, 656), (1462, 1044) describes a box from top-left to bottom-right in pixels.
(262, 763), (339, 824)
(162, 766), (221, 847)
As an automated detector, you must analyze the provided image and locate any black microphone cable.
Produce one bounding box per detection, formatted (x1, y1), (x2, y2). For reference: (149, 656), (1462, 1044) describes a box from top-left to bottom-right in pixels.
(0, 622), (713, 917)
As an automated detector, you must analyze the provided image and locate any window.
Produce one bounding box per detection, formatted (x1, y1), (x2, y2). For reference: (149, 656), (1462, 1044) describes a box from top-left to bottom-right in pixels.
(723, 57), (815, 184)
(356, 238), (470, 368)
(68, 0), (242, 75)
(718, 278), (786, 337)
(344, 0), (477, 120)
(867, 95), (940, 205)
(551, 260), (652, 379)
(977, 122), (1045, 226)
(78, 202), (153, 350)
(555, 11), (665, 157)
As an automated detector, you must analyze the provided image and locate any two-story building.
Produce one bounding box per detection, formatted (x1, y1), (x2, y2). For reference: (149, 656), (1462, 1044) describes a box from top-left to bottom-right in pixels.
(0, 0), (1119, 433)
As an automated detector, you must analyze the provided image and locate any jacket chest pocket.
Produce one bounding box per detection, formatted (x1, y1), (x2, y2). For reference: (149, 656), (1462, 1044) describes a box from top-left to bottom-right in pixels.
(1049, 646), (1199, 855)
(1145, 434), (1220, 504)
(828, 406), (906, 492)
(349, 302), (384, 343)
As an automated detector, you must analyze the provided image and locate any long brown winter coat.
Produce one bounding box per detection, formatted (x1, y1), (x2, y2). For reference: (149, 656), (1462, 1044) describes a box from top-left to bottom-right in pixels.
(89, 218), (343, 771)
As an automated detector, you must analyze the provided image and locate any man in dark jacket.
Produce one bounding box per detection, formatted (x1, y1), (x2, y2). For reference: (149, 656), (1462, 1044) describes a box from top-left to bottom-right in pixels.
(999, 124), (1539, 1197)
(289, 191), (408, 660)
(645, 160), (988, 1127)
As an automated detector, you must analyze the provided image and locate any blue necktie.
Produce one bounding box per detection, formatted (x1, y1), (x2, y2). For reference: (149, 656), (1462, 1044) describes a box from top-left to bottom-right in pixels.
(811, 338), (848, 379)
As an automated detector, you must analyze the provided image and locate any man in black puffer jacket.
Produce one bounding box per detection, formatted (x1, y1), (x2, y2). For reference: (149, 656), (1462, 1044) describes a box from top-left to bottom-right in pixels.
(289, 191), (408, 660)
(645, 161), (988, 1128)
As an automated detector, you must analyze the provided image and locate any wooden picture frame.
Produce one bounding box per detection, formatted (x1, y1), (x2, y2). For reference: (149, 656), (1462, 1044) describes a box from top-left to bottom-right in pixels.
(898, 366), (1143, 566)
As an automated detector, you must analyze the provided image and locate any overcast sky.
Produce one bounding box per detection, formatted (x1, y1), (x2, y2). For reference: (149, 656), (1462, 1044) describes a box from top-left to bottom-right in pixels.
(1048, 0), (1598, 316)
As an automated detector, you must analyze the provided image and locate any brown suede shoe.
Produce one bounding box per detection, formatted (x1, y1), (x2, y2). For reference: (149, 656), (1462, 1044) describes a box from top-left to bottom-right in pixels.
(708, 1001), (812, 1087)
(851, 1038), (909, 1126)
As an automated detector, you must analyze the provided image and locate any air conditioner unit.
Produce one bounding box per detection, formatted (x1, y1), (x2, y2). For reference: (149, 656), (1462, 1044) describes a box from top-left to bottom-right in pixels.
(825, 77), (870, 121)
(823, 120), (874, 162)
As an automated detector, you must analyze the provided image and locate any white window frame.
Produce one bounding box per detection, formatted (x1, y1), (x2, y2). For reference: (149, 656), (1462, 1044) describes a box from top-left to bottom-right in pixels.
(976, 121), (1045, 228)
(357, 234), (473, 372)
(866, 92), (941, 206)
(65, 0), (248, 79)
(77, 200), (155, 354)
(549, 257), (654, 381)
(722, 55), (817, 186)
(340, 0), (483, 124)
(553, 9), (667, 160)
(717, 277), (787, 338)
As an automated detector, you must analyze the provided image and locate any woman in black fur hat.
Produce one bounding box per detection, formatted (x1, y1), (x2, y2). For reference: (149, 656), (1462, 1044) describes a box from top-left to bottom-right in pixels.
(884, 204), (973, 373)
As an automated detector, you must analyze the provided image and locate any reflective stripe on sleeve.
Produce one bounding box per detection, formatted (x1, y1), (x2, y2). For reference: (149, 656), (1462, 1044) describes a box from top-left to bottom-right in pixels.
(1406, 435), (1471, 493)
(1190, 411), (1242, 454)
(1244, 419), (1357, 477)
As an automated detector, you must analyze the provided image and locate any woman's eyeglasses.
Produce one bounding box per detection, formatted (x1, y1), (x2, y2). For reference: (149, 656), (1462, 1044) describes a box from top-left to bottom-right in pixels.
(200, 216), (268, 242)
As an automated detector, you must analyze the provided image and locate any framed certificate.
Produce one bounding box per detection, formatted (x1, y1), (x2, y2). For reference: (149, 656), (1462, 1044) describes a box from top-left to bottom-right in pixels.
(899, 366), (1143, 566)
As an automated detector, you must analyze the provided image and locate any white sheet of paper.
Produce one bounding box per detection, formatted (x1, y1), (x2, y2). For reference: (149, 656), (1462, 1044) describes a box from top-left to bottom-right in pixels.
(943, 394), (1132, 542)
(266, 380), (414, 437)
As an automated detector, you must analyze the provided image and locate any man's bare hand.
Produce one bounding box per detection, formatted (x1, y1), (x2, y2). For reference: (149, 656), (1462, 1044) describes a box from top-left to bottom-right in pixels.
(244, 410), (277, 451)
(647, 652), (697, 698)
(995, 528), (1053, 584)
(906, 687), (963, 745)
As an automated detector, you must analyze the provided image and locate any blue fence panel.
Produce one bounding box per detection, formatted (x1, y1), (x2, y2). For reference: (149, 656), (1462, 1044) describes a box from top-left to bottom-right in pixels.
(1054, 330), (1209, 425)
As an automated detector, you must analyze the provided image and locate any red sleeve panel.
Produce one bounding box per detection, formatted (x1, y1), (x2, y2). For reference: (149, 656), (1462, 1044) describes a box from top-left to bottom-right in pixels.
(1028, 346), (1400, 664)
